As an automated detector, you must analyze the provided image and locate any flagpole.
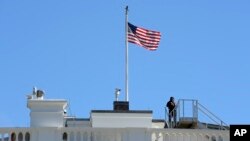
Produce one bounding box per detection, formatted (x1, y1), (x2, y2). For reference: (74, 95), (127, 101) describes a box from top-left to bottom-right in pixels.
(125, 6), (129, 102)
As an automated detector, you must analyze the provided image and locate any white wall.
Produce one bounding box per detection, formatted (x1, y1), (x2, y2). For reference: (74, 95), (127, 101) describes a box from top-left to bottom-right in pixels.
(0, 127), (229, 141)
(27, 99), (67, 127)
(91, 111), (152, 128)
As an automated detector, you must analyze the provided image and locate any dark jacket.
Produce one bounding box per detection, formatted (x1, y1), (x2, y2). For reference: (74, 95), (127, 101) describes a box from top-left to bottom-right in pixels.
(167, 101), (175, 112)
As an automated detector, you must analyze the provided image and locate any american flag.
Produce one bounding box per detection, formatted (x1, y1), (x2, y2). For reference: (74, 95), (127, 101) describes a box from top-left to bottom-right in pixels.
(127, 22), (161, 51)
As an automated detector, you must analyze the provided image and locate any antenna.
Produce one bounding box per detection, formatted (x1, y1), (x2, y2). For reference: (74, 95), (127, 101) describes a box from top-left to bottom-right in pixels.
(115, 88), (121, 101)
(33, 86), (37, 95)
(27, 86), (37, 99)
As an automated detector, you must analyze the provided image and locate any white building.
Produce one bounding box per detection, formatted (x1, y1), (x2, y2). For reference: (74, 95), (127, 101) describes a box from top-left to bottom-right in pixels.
(0, 88), (229, 141)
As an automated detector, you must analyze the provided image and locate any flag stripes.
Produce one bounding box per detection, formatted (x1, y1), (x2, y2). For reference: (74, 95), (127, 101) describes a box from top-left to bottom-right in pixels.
(127, 22), (161, 51)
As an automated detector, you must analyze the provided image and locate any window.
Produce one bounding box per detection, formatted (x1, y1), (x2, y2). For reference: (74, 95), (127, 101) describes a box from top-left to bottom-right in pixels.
(18, 133), (23, 141)
(62, 132), (67, 141)
(11, 133), (16, 141)
(25, 132), (30, 141)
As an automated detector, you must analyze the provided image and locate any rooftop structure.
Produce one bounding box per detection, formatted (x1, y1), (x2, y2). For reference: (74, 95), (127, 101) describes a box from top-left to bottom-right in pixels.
(0, 88), (229, 141)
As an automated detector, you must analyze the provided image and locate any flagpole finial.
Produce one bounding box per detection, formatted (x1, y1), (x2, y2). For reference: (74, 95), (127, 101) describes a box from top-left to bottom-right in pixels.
(125, 6), (128, 14)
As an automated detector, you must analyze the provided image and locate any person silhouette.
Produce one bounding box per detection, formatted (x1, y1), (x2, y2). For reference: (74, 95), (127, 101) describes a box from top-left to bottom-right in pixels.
(166, 96), (176, 127)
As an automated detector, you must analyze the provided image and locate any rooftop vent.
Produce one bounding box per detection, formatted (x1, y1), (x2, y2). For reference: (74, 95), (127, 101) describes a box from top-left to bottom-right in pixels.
(113, 101), (129, 111)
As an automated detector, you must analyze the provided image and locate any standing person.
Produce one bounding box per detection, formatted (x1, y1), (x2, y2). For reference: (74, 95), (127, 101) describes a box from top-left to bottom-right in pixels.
(166, 96), (176, 127)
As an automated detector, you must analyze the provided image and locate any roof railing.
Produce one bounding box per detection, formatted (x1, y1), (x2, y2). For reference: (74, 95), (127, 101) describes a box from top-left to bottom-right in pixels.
(197, 102), (229, 130)
(165, 99), (229, 130)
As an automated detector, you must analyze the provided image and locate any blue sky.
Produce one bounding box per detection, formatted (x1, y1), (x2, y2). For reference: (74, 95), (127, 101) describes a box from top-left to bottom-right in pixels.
(0, 0), (250, 127)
